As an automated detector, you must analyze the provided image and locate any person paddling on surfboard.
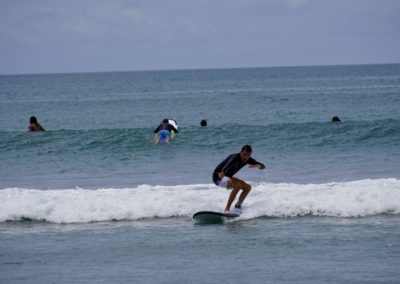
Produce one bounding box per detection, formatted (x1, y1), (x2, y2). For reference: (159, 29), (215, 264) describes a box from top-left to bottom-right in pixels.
(153, 118), (179, 144)
(213, 145), (265, 212)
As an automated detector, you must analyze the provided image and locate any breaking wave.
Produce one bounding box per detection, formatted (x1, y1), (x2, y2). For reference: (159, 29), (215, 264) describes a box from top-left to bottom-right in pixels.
(1, 178), (400, 223)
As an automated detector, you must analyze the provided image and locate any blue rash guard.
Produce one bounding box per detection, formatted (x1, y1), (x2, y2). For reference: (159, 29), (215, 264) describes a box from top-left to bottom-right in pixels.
(212, 153), (265, 185)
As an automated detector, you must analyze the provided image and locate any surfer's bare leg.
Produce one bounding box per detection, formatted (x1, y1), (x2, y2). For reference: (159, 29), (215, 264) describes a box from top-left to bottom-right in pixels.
(224, 187), (240, 212)
(237, 180), (251, 205)
(224, 177), (251, 212)
(153, 134), (159, 144)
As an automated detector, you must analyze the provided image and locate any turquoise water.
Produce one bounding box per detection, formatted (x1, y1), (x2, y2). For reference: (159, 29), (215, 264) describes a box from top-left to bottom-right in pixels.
(1, 64), (400, 188)
(1, 64), (400, 283)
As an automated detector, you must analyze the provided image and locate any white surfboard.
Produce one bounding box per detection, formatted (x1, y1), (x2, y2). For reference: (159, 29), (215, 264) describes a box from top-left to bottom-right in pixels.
(168, 119), (178, 139)
(168, 119), (178, 130)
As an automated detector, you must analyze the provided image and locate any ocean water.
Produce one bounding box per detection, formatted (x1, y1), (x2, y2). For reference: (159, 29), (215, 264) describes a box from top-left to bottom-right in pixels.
(1, 64), (400, 283)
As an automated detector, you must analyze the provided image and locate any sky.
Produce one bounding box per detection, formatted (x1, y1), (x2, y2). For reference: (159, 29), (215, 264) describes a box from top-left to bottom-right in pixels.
(0, 0), (399, 74)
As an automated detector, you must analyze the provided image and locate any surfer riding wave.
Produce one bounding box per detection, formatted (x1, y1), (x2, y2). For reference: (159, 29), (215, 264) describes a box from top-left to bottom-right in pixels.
(213, 145), (265, 212)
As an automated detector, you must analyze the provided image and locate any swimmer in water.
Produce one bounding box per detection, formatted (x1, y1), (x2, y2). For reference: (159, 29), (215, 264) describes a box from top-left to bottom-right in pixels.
(153, 119), (178, 144)
(28, 116), (45, 132)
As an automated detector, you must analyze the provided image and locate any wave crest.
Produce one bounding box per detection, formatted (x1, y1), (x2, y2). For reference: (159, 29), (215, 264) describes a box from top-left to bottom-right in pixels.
(1, 179), (400, 223)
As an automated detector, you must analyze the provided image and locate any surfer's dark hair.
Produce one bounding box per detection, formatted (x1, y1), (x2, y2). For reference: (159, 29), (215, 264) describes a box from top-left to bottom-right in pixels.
(241, 145), (252, 153)
(163, 118), (169, 123)
(30, 116), (38, 124)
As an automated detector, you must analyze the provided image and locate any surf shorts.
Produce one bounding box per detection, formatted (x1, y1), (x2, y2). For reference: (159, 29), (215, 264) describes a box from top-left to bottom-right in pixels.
(216, 176), (231, 190)
(158, 130), (171, 141)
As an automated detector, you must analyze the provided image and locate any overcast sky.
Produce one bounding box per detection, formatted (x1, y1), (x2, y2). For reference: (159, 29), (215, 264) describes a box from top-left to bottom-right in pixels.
(1, 0), (399, 74)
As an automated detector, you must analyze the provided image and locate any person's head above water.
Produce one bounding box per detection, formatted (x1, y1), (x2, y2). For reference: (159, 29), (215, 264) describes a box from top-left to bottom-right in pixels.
(28, 115), (45, 131)
(30, 116), (38, 124)
(200, 119), (207, 127)
(240, 145), (252, 162)
(162, 118), (169, 123)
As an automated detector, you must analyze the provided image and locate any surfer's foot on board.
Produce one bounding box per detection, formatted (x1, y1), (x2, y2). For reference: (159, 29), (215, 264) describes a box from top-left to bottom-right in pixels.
(224, 203), (241, 213)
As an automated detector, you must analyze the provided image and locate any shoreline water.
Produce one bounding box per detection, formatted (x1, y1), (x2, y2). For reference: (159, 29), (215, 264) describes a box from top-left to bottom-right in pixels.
(1, 215), (400, 284)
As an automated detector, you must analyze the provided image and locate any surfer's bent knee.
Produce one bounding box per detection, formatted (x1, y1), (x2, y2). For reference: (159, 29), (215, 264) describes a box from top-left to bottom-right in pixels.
(229, 178), (250, 191)
(237, 179), (251, 191)
(243, 183), (251, 192)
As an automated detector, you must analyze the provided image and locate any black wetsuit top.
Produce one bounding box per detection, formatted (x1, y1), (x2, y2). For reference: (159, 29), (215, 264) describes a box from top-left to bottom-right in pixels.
(212, 153), (265, 185)
(154, 123), (178, 133)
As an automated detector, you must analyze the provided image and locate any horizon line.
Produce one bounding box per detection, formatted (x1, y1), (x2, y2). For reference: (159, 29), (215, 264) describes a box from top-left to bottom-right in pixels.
(1, 61), (399, 76)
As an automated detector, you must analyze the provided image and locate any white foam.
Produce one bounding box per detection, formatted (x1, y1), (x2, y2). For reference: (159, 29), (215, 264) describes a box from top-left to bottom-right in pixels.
(1, 178), (400, 223)
(245, 178), (400, 219)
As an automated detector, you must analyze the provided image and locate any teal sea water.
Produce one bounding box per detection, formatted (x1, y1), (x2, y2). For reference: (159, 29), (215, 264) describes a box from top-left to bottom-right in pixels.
(1, 64), (400, 283)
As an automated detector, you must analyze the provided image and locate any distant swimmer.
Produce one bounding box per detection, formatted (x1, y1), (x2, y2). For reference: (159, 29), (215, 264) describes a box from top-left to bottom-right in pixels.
(213, 145), (265, 212)
(153, 118), (179, 144)
(331, 116), (341, 123)
(200, 119), (207, 127)
(28, 116), (45, 131)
